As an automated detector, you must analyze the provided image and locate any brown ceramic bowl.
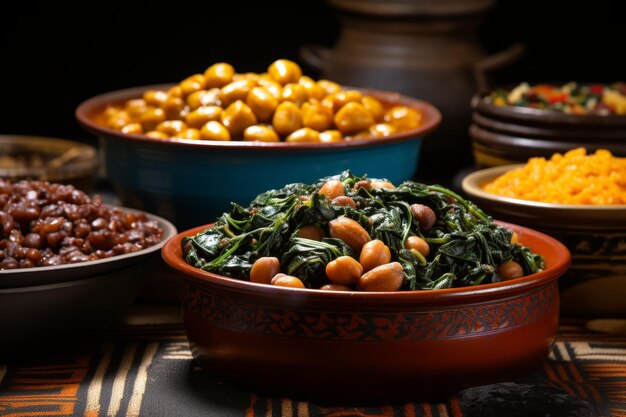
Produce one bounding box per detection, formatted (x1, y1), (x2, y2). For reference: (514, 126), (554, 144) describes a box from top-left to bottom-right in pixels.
(0, 135), (99, 193)
(462, 165), (626, 318)
(75, 84), (441, 230)
(470, 92), (626, 167)
(162, 221), (570, 402)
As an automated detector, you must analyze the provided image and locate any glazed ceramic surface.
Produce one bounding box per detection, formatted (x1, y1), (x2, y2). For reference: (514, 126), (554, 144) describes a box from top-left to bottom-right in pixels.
(470, 93), (626, 167)
(0, 135), (98, 192)
(462, 166), (626, 317)
(75, 85), (440, 230)
(162, 222), (570, 401)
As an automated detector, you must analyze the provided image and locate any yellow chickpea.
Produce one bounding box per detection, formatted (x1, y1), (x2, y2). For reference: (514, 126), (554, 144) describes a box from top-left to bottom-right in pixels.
(174, 128), (201, 140)
(257, 77), (283, 100)
(219, 79), (256, 108)
(121, 123), (143, 135)
(167, 86), (183, 98)
(250, 256), (281, 284)
(369, 123), (398, 137)
(145, 130), (169, 139)
(161, 96), (185, 119)
(324, 90), (363, 113)
(124, 99), (149, 119)
(359, 239), (392, 272)
(281, 83), (308, 105)
(243, 125), (279, 142)
(319, 180), (345, 199)
(156, 120), (187, 136)
(180, 74), (206, 96)
(267, 59), (302, 86)
(185, 106), (223, 129)
(143, 89), (168, 106)
(200, 121), (231, 141)
(334, 102), (375, 135)
(405, 236), (430, 257)
(272, 101), (302, 136)
(106, 111), (131, 130)
(301, 101), (333, 131)
(297, 225), (325, 241)
(233, 72), (260, 83)
(139, 107), (166, 131)
(285, 127), (321, 143)
(317, 79), (341, 95)
(186, 88), (221, 110)
(325, 255), (363, 286)
(369, 180), (396, 189)
(246, 87), (278, 122)
(103, 106), (121, 119)
(384, 106), (423, 132)
(220, 100), (258, 137)
(361, 96), (385, 122)
(319, 130), (344, 143)
(299, 76), (325, 100)
(204, 62), (235, 88)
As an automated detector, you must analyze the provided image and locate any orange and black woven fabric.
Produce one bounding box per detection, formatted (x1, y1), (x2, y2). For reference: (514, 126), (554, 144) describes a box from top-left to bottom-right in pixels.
(0, 320), (624, 417)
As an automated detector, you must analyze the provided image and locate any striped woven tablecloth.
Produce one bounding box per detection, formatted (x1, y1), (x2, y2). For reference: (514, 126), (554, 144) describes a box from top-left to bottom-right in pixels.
(1, 307), (624, 417)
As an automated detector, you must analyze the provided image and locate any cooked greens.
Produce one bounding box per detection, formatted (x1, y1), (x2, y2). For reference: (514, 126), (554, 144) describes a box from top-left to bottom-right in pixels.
(183, 171), (544, 290)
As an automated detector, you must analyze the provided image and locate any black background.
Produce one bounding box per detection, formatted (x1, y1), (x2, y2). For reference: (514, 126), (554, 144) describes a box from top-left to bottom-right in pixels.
(1, 1), (624, 148)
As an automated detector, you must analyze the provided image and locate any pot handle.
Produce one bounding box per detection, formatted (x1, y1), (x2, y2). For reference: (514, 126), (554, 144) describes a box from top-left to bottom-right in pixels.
(299, 44), (333, 71)
(474, 43), (525, 94)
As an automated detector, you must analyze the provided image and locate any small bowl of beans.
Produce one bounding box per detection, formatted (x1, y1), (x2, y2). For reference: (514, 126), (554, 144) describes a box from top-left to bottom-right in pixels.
(0, 179), (177, 350)
(75, 59), (441, 230)
(462, 148), (626, 317)
(160, 171), (570, 402)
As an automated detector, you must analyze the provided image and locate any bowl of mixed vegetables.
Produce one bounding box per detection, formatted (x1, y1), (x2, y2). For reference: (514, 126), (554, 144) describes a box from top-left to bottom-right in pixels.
(470, 82), (626, 168)
(76, 59), (441, 230)
(162, 171), (570, 401)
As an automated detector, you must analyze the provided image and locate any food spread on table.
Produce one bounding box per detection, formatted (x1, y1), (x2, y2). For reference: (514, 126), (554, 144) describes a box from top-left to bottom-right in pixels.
(182, 171), (544, 291)
(483, 148), (626, 204)
(485, 82), (626, 115)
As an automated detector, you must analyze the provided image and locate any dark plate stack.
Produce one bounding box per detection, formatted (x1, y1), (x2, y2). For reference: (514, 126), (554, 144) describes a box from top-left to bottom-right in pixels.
(469, 92), (626, 168)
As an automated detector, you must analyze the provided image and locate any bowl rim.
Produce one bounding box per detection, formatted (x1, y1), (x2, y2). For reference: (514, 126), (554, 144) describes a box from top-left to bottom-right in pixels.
(461, 164), (626, 210)
(0, 208), (177, 287)
(75, 83), (442, 151)
(162, 221), (571, 303)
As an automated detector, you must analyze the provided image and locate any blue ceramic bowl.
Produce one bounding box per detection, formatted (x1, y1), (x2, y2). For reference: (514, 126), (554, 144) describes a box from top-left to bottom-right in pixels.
(76, 84), (440, 229)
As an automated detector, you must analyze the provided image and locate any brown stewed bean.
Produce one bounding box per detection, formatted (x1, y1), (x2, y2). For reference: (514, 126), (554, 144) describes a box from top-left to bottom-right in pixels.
(271, 274), (305, 288)
(405, 236), (430, 257)
(357, 262), (404, 291)
(319, 180), (345, 199)
(331, 196), (356, 208)
(497, 260), (524, 280)
(250, 257), (281, 284)
(328, 217), (371, 254)
(319, 283), (352, 291)
(359, 239), (391, 272)
(410, 204), (436, 232)
(297, 225), (325, 241)
(325, 255), (363, 286)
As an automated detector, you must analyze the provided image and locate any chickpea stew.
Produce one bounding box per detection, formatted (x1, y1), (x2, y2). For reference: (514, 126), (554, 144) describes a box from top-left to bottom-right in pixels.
(101, 59), (424, 143)
(0, 179), (163, 270)
(182, 171), (544, 291)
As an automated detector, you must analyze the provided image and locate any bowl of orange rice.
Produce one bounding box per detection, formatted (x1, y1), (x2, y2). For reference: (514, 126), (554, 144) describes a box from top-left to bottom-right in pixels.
(462, 148), (626, 317)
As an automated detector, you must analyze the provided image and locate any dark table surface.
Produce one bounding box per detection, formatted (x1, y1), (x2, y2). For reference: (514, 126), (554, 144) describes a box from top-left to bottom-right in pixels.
(1, 301), (625, 417)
